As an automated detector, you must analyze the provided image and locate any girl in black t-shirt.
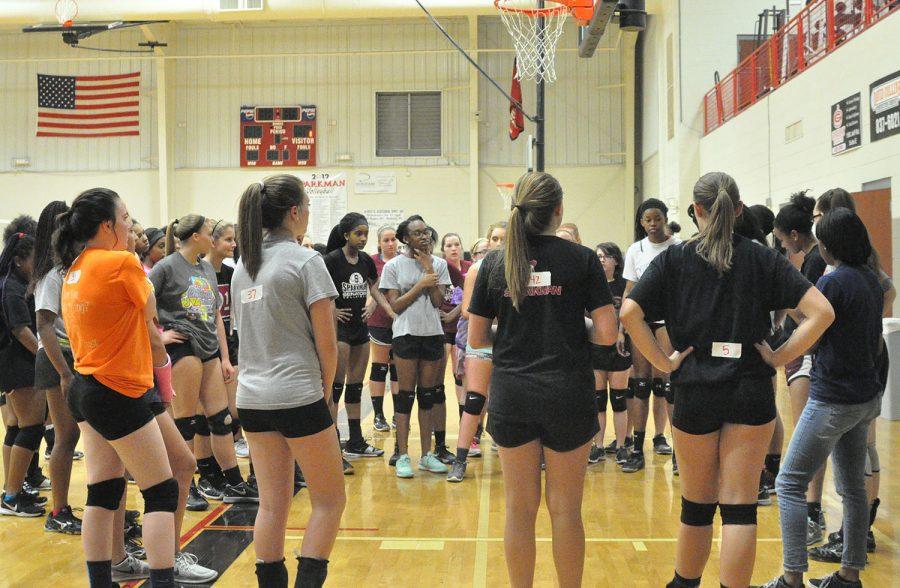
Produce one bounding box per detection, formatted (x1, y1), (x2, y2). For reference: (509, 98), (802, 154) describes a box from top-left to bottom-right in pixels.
(324, 213), (390, 464)
(468, 172), (618, 588)
(621, 172), (833, 588)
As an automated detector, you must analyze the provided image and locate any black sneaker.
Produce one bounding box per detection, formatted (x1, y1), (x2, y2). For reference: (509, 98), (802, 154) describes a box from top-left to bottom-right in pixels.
(45, 505), (83, 534)
(25, 470), (51, 491)
(818, 511), (827, 531)
(294, 464), (307, 489)
(247, 473), (258, 492)
(758, 485), (771, 506)
(223, 481), (260, 504)
(604, 440), (618, 454)
(868, 530), (876, 552)
(588, 444), (605, 464)
(623, 436), (633, 450)
(21, 484), (49, 505)
(125, 536), (146, 560)
(344, 441), (385, 458)
(390, 415), (397, 430)
(761, 469), (777, 493)
(621, 452), (645, 473)
(446, 461), (467, 483)
(388, 442), (400, 467)
(652, 434), (673, 455)
(809, 537), (843, 563)
(342, 457), (355, 475)
(434, 444), (456, 465)
(615, 446), (629, 465)
(186, 480), (209, 512)
(373, 414), (390, 432)
(198, 476), (224, 501)
(807, 571), (862, 588)
(0, 492), (45, 517)
(753, 576), (795, 588)
(807, 516), (823, 545)
(672, 453), (679, 476)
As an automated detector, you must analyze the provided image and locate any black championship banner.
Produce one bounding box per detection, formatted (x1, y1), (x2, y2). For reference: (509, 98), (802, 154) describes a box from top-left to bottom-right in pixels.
(870, 69), (900, 143)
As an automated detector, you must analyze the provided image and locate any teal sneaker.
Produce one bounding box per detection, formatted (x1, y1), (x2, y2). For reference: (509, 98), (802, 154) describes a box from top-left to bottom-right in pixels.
(418, 452), (450, 474)
(395, 454), (414, 478)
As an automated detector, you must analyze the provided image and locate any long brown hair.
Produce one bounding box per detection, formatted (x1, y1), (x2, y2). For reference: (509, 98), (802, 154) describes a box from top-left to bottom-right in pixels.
(687, 172), (740, 275)
(237, 175), (305, 280)
(504, 172), (563, 311)
(165, 214), (207, 255)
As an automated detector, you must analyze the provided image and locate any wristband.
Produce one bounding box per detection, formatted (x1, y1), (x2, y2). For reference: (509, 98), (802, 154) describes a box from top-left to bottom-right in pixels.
(153, 355), (175, 402)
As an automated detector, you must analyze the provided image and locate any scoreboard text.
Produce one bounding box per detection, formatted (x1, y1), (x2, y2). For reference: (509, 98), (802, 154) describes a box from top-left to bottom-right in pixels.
(240, 105), (317, 167)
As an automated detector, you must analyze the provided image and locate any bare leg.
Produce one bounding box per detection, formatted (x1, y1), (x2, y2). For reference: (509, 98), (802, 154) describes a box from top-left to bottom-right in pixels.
(498, 440), (543, 588)
(544, 440), (592, 588)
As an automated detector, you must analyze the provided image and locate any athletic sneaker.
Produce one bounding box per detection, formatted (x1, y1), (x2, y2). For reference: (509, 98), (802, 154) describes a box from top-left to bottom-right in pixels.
(44, 505), (82, 534)
(197, 476), (224, 501)
(604, 439), (618, 454)
(25, 474), (50, 490)
(468, 441), (482, 458)
(615, 446), (629, 465)
(223, 481), (260, 504)
(809, 537), (845, 563)
(344, 441), (385, 458)
(73, 450), (84, 460)
(373, 414), (390, 432)
(125, 536), (146, 560)
(623, 436), (634, 449)
(247, 473), (258, 491)
(807, 572), (863, 588)
(434, 445), (456, 465)
(395, 454), (414, 478)
(418, 452), (450, 474)
(186, 480), (209, 512)
(342, 457), (355, 475)
(758, 486), (772, 506)
(807, 516), (824, 545)
(174, 552), (219, 584)
(818, 511), (827, 531)
(391, 415), (397, 430)
(388, 443), (400, 467)
(111, 554), (150, 582)
(621, 452), (645, 473)
(753, 576), (796, 588)
(653, 434), (673, 455)
(294, 465), (307, 489)
(234, 438), (250, 459)
(588, 444), (605, 464)
(447, 461), (467, 483)
(761, 469), (777, 493)
(672, 454), (679, 477)
(0, 492), (45, 517)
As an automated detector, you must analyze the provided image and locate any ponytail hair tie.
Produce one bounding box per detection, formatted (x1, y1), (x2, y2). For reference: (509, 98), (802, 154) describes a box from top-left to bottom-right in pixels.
(17, 232), (24, 239)
(256, 181), (265, 192)
(513, 204), (525, 213)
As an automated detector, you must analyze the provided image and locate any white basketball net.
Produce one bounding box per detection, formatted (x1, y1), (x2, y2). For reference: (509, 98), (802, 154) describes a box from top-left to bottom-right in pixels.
(496, 1), (570, 83)
(55, 0), (78, 26)
(496, 183), (515, 211)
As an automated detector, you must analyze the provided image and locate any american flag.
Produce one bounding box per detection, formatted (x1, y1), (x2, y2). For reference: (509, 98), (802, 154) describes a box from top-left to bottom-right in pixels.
(37, 72), (140, 138)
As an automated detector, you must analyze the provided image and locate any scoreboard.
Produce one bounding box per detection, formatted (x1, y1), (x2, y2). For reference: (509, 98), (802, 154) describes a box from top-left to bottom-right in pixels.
(240, 105), (317, 167)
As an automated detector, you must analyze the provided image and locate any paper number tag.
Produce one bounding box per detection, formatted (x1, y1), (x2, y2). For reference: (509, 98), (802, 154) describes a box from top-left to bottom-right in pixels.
(529, 271), (551, 287)
(65, 270), (81, 284)
(241, 285), (264, 304)
(712, 342), (741, 359)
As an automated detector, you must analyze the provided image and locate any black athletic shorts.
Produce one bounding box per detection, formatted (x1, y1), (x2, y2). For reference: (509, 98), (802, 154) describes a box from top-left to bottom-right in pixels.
(142, 385), (167, 417)
(225, 334), (239, 366)
(392, 335), (445, 362)
(239, 398), (333, 438)
(672, 376), (776, 436)
(595, 335), (632, 372)
(34, 346), (75, 390)
(443, 331), (457, 346)
(0, 351), (35, 392)
(67, 373), (155, 441)
(488, 406), (599, 453)
(338, 321), (369, 346)
(368, 326), (393, 346)
(166, 342), (221, 366)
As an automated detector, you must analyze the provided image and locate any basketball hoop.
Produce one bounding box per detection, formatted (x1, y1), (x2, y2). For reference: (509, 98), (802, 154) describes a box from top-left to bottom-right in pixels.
(496, 182), (516, 212)
(55, 0), (78, 27)
(495, 1), (570, 83)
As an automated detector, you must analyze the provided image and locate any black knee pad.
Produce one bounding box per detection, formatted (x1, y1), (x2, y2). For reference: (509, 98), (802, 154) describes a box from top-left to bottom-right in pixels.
(344, 383), (363, 404)
(194, 414), (210, 437)
(454, 376), (463, 387)
(610, 389), (628, 412)
(331, 383), (344, 405)
(388, 364), (397, 382)
(680, 498), (718, 527)
(86, 477), (126, 511)
(433, 385), (446, 405)
(15, 424), (45, 451)
(665, 381), (674, 405)
(625, 378), (637, 399)
(141, 477), (179, 513)
(464, 391), (486, 416)
(231, 418), (242, 437)
(394, 390), (416, 414)
(207, 408), (233, 436)
(369, 363), (389, 383)
(651, 378), (666, 398)
(633, 378), (651, 400)
(4, 425), (20, 447)
(596, 389), (608, 412)
(720, 503), (757, 526)
(417, 387), (436, 411)
(174, 417), (195, 442)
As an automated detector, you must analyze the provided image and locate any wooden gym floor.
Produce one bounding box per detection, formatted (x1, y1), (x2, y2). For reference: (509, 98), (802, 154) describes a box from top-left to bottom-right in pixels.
(1, 374), (897, 587)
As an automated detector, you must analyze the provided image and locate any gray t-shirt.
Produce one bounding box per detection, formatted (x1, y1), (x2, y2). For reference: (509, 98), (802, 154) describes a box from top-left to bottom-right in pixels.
(34, 266), (68, 349)
(379, 254), (451, 337)
(149, 253), (222, 359)
(232, 235), (338, 410)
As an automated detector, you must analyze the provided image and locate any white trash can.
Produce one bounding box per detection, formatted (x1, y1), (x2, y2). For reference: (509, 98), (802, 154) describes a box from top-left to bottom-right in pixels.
(881, 318), (900, 420)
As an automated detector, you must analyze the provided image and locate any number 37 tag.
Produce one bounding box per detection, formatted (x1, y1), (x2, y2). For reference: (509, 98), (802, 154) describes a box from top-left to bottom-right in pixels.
(712, 342), (741, 359)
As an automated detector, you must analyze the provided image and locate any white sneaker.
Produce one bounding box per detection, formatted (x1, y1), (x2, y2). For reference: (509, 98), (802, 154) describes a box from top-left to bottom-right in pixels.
(174, 552), (219, 584)
(234, 438), (250, 458)
(111, 554), (150, 582)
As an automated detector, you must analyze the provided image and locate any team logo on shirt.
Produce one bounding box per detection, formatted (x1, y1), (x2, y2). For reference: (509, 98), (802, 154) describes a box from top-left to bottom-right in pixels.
(502, 260), (562, 298)
(181, 275), (216, 322)
(341, 272), (368, 299)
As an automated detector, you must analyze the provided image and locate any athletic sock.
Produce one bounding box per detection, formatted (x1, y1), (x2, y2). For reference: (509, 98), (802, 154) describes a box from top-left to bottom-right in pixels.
(371, 396), (384, 418)
(458, 404), (465, 419)
(86, 561), (112, 587)
(223, 466), (243, 486)
(27, 451), (40, 478)
(666, 571), (701, 588)
(44, 426), (55, 454)
(149, 567), (176, 588)
(633, 430), (646, 454)
(435, 430), (446, 448)
(456, 446), (469, 464)
(296, 556), (328, 588)
(255, 559), (288, 587)
(808, 501), (822, 522)
(197, 457), (215, 480)
(869, 498), (880, 528)
(765, 453), (781, 476)
(348, 419), (363, 445)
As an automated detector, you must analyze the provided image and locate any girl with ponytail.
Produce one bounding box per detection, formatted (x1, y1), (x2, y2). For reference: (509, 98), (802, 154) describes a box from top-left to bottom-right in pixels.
(467, 172), (618, 586)
(232, 175), (344, 588)
(621, 172), (835, 588)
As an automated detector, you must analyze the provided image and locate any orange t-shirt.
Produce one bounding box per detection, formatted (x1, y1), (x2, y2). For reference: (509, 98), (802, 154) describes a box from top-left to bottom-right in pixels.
(61, 248), (153, 398)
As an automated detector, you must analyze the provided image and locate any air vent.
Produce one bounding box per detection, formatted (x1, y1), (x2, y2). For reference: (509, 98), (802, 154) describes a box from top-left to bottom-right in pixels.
(219, 0), (263, 11)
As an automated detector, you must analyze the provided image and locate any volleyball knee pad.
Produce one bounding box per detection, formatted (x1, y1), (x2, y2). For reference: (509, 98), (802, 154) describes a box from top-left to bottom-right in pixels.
(344, 383), (363, 404)
(369, 363), (389, 383)
(454, 376), (463, 387)
(665, 381), (674, 404)
(651, 378), (666, 398)
(596, 389), (608, 412)
(680, 498), (718, 527)
(610, 389), (628, 412)
(865, 443), (880, 475)
(464, 391), (486, 416)
(194, 414), (210, 437)
(3, 425), (20, 447)
(632, 378), (651, 400)
(14, 424), (45, 451)
(331, 383), (344, 405)
(417, 387), (436, 411)
(625, 378), (637, 399)
(207, 408), (233, 436)
(86, 477), (126, 511)
(719, 503), (757, 526)
(141, 477), (179, 513)
(433, 385), (446, 405)
(388, 364), (397, 382)
(174, 417), (195, 442)
(394, 390), (416, 414)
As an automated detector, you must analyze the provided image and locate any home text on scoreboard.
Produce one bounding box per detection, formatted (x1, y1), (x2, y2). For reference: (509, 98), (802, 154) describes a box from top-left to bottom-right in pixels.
(240, 105), (317, 167)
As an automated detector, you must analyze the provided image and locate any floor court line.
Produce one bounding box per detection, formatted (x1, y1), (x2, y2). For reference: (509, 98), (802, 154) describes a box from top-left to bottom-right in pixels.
(282, 535), (790, 543)
(472, 444), (494, 588)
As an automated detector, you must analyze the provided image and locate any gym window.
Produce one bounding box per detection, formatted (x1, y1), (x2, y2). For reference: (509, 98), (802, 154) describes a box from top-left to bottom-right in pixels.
(376, 92), (442, 157)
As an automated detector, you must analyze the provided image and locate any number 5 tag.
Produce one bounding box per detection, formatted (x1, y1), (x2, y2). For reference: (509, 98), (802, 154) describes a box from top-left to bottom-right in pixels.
(712, 342), (741, 359)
